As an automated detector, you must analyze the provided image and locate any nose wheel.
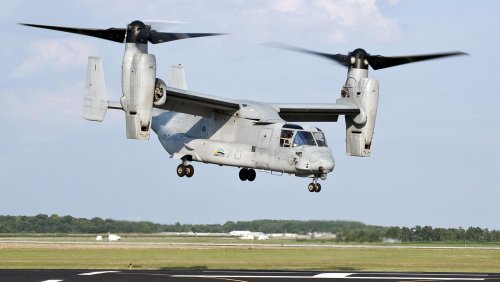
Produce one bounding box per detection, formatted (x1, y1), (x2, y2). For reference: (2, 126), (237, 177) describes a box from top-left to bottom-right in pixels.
(239, 168), (256, 181)
(307, 170), (327, 192)
(308, 182), (321, 193)
(308, 174), (322, 193)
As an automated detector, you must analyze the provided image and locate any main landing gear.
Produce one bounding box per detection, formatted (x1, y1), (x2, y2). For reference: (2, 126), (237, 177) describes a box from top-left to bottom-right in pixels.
(239, 168), (256, 181)
(177, 163), (194, 178)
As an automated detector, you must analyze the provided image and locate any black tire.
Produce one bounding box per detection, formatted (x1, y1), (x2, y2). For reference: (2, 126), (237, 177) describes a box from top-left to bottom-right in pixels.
(176, 164), (186, 177)
(247, 169), (256, 181)
(315, 183), (322, 193)
(308, 183), (316, 192)
(239, 169), (248, 181)
(185, 165), (194, 178)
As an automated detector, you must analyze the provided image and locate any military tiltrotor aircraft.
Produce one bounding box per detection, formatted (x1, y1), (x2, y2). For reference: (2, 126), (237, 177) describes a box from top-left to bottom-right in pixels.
(22, 21), (467, 192)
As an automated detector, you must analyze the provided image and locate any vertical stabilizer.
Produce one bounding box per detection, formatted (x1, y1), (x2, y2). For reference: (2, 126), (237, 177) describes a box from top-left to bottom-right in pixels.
(83, 57), (108, 121)
(169, 64), (188, 90)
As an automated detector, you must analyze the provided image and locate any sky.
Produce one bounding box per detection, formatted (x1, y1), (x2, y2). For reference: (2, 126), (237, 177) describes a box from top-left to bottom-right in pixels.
(1, 0), (499, 229)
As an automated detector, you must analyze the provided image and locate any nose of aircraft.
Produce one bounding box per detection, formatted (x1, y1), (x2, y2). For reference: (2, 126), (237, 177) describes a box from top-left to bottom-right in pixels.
(308, 150), (335, 173)
(317, 156), (335, 172)
(294, 148), (335, 174)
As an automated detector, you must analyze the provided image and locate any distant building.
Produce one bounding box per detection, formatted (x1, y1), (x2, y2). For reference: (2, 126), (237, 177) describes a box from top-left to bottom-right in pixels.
(230, 231), (268, 240)
(268, 233), (298, 239)
(240, 234), (255, 240)
(257, 234), (269, 240)
(310, 232), (337, 240)
(383, 238), (401, 243)
(229, 231), (252, 237)
(96, 235), (103, 241)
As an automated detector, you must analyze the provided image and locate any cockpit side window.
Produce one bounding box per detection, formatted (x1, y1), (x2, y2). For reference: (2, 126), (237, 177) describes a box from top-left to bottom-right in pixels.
(280, 129), (294, 147)
(313, 132), (328, 147)
(293, 131), (316, 147)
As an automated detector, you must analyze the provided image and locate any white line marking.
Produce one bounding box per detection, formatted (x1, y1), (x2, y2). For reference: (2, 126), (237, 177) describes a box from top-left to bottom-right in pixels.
(173, 275), (314, 279)
(316, 273), (486, 280)
(341, 277), (483, 281)
(173, 274), (485, 280)
(314, 273), (354, 278)
(78, 271), (120, 276)
(41, 280), (63, 282)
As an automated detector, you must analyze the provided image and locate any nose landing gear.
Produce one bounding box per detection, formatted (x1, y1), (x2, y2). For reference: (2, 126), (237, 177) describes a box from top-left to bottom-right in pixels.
(308, 171), (325, 192)
(308, 182), (321, 193)
(239, 168), (256, 181)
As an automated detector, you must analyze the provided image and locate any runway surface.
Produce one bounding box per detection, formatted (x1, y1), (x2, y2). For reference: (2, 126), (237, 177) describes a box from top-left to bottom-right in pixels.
(1, 269), (499, 282)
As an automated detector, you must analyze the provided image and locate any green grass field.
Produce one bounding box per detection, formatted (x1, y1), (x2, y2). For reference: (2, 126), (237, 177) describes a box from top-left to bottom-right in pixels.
(1, 236), (500, 272)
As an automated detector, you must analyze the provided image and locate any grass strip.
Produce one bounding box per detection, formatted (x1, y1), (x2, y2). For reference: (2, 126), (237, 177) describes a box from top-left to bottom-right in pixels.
(1, 246), (499, 272)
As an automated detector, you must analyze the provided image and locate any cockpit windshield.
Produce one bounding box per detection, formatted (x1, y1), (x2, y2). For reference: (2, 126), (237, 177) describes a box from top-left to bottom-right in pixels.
(280, 126), (328, 148)
(313, 132), (327, 147)
(293, 131), (316, 147)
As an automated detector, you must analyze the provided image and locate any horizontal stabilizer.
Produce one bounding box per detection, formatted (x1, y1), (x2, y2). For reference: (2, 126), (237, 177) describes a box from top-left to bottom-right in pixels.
(83, 57), (108, 121)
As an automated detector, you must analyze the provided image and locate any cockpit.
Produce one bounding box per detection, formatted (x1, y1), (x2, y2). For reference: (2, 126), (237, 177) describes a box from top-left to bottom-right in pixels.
(279, 124), (328, 148)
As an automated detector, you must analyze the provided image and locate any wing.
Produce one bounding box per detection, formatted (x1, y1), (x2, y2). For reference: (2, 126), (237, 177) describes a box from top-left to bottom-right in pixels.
(271, 102), (360, 122)
(154, 86), (240, 116)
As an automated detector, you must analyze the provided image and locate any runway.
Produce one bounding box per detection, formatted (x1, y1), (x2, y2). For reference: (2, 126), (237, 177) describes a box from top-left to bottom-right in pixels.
(1, 269), (499, 282)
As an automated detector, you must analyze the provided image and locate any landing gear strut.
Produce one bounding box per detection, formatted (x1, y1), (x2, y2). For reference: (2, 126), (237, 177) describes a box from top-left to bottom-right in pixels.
(177, 161), (194, 178)
(239, 168), (256, 181)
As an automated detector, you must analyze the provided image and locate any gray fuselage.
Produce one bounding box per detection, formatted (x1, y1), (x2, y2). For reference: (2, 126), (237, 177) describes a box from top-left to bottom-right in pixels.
(152, 102), (335, 178)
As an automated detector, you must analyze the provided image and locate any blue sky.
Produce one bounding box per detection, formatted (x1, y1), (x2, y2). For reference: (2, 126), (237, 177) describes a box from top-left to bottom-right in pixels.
(1, 0), (499, 229)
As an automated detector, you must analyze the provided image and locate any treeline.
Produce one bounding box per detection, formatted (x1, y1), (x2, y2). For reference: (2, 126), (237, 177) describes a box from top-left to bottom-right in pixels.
(1, 214), (499, 242)
(384, 226), (500, 242)
(0, 214), (161, 234)
(0, 215), (375, 235)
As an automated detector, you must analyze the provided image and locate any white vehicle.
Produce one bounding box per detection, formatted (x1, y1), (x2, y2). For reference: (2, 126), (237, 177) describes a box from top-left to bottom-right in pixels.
(108, 233), (121, 241)
(21, 21), (466, 192)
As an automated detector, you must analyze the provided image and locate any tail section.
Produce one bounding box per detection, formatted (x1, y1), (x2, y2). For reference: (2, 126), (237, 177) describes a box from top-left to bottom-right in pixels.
(169, 64), (188, 90)
(83, 54), (159, 141)
(83, 57), (109, 121)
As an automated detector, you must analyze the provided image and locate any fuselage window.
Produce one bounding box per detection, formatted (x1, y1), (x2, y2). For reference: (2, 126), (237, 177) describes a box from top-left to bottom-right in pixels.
(293, 131), (316, 147)
(280, 129), (294, 147)
(313, 132), (328, 147)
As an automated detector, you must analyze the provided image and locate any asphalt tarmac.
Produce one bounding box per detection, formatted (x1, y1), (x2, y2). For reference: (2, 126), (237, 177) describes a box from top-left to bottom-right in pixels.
(1, 269), (499, 282)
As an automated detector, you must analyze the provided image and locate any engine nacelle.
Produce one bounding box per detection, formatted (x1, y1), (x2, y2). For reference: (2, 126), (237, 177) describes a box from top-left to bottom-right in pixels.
(345, 78), (379, 157)
(153, 78), (167, 106)
(123, 53), (156, 140)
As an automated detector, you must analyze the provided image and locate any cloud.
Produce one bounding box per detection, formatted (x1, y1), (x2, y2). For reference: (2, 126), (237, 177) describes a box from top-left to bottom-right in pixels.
(272, 0), (303, 13)
(386, 0), (400, 6)
(11, 39), (97, 78)
(1, 81), (84, 124)
(268, 0), (400, 43)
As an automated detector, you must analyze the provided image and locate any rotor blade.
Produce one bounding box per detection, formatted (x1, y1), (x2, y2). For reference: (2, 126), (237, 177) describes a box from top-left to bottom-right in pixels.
(144, 20), (186, 31)
(19, 23), (126, 43)
(148, 31), (225, 44)
(264, 42), (351, 67)
(367, 51), (468, 70)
